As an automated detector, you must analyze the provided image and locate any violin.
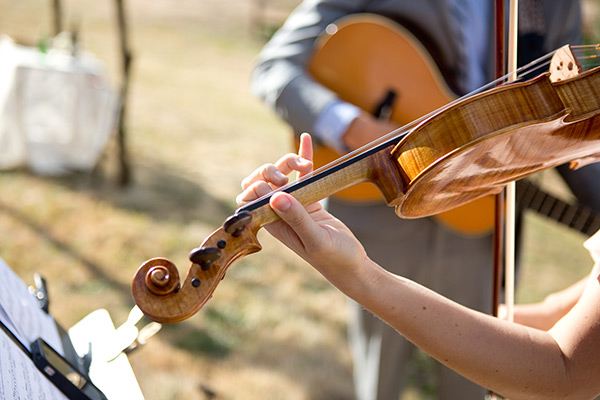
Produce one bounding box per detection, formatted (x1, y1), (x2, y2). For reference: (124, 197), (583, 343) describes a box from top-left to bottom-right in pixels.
(132, 44), (600, 323)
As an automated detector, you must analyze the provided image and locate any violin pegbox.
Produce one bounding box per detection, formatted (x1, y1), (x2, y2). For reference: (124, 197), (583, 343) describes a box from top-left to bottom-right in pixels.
(188, 212), (253, 270)
(132, 211), (262, 323)
(549, 45), (582, 82)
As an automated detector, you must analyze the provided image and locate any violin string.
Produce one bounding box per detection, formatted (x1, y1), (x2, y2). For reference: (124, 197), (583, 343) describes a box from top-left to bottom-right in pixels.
(571, 44), (600, 71)
(336, 45), (600, 157)
(238, 44), (600, 212)
(311, 48), (558, 166)
(239, 48), (574, 209)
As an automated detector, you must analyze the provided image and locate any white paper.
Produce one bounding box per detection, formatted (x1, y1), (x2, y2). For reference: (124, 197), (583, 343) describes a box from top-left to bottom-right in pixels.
(0, 331), (68, 399)
(0, 258), (63, 354)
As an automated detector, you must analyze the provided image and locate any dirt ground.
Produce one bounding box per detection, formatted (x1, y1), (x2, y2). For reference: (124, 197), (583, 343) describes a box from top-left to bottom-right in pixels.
(0, 1), (598, 399)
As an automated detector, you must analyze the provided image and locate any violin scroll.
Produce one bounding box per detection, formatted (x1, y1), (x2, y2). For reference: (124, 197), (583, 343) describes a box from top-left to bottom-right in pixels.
(132, 211), (264, 323)
(142, 258), (180, 296)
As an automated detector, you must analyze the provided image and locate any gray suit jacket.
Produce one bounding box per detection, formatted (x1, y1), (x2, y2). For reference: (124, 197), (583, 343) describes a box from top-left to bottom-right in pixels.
(251, 0), (582, 136)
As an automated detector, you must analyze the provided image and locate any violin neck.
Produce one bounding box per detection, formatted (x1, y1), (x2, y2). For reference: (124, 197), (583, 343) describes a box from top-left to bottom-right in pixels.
(239, 139), (407, 227)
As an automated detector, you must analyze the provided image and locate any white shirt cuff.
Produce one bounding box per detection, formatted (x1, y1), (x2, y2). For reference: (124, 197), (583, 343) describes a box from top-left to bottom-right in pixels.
(313, 100), (361, 154)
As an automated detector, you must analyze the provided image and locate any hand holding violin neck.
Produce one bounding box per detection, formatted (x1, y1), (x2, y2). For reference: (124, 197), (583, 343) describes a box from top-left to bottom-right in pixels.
(131, 45), (600, 323)
(131, 141), (405, 323)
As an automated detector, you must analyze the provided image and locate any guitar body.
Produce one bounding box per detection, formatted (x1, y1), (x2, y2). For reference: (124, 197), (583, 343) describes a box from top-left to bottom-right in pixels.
(307, 14), (495, 235)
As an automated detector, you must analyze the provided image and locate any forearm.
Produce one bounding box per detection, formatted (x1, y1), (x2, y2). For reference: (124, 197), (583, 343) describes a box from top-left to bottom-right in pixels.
(257, 161), (593, 398)
(512, 277), (587, 330)
(337, 260), (571, 400)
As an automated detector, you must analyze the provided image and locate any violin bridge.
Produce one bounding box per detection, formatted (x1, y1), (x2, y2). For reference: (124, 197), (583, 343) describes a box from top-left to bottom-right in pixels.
(549, 45), (582, 82)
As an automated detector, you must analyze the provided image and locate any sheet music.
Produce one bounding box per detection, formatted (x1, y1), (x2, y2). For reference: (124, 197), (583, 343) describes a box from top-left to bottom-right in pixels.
(0, 331), (68, 399)
(0, 257), (62, 353)
(0, 257), (145, 399)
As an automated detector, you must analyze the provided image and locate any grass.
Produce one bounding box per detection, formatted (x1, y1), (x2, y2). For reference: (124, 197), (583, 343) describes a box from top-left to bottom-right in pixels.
(0, 1), (598, 399)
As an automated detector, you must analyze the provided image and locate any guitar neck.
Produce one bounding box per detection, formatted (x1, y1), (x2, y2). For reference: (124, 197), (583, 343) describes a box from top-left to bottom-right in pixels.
(516, 179), (600, 236)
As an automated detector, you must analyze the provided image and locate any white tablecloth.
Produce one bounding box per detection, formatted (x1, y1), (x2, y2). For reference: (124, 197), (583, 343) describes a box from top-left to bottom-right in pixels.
(0, 35), (117, 175)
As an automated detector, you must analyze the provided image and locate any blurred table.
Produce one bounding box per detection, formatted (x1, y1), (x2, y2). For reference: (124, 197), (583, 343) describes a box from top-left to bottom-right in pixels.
(0, 35), (117, 175)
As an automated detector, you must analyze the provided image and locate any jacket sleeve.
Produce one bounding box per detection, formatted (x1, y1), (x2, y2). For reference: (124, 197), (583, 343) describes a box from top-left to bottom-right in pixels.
(251, 0), (367, 135)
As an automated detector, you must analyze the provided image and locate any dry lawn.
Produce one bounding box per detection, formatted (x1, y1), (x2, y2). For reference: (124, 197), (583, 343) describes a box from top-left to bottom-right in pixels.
(0, 1), (598, 399)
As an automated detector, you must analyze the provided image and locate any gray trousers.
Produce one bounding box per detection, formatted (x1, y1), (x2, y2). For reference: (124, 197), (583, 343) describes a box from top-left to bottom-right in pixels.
(328, 199), (494, 400)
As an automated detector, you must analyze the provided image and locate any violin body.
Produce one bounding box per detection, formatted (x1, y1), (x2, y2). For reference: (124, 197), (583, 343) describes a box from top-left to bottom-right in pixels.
(132, 45), (600, 324)
(391, 65), (600, 218)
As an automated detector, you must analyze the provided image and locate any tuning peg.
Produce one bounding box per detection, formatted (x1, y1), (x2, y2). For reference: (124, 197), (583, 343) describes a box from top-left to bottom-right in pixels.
(189, 247), (221, 270)
(223, 211), (252, 237)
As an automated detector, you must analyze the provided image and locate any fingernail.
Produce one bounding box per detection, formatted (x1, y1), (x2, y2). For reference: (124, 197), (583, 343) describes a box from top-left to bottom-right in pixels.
(271, 193), (292, 211)
(275, 171), (287, 181)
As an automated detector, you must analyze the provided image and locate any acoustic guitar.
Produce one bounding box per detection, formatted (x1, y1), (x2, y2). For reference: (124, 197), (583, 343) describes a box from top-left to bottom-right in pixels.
(305, 14), (496, 236)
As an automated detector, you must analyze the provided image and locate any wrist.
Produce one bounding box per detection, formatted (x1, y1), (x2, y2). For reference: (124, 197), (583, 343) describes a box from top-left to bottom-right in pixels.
(313, 100), (360, 153)
(333, 256), (384, 301)
(343, 112), (397, 151)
